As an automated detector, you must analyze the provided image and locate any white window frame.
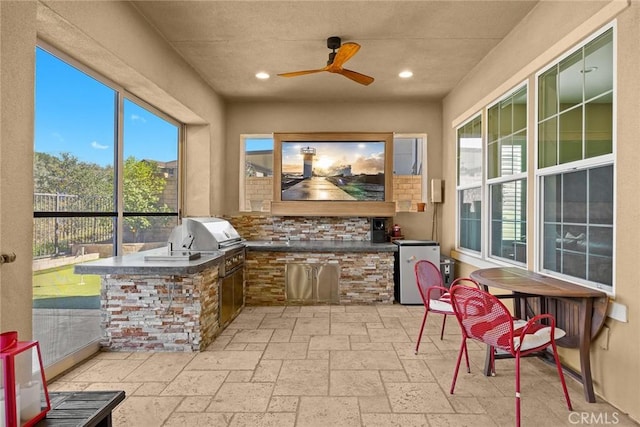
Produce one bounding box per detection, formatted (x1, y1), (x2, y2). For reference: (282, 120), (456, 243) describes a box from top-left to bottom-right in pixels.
(533, 22), (617, 295)
(455, 114), (484, 256)
(486, 82), (529, 266)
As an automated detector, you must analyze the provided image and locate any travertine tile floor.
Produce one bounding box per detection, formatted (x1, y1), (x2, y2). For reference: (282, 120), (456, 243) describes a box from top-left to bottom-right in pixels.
(49, 305), (637, 426)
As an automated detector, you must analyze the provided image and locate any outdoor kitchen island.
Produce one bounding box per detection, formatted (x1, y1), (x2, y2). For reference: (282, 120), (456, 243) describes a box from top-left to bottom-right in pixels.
(245, 240), (397, 305)
(74, 248), (225, 352)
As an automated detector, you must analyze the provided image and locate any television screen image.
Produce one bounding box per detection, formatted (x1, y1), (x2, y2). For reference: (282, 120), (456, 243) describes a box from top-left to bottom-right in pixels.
(281, 141), (385, 201)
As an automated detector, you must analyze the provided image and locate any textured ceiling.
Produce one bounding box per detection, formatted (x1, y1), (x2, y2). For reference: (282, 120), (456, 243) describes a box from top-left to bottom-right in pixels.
(131, 1), (538, 102)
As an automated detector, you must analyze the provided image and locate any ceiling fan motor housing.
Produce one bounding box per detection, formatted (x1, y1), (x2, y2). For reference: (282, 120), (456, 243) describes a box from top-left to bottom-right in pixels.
(327, 36), (341, 50)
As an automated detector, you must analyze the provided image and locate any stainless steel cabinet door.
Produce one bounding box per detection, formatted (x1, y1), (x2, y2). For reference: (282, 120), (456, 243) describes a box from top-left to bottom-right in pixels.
(315, 264), (339, 303)
(285, 263), (313, 302)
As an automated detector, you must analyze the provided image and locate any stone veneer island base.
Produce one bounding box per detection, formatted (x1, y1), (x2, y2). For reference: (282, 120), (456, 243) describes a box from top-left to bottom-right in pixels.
(245, 241), (396, 305)
(75, 248), (225, 352)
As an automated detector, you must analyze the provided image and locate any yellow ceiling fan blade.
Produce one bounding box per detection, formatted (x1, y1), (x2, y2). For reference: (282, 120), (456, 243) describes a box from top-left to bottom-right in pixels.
(338, 68), (374, 86)
(277, 68), (327, 78)
(328, 42), (360, 70)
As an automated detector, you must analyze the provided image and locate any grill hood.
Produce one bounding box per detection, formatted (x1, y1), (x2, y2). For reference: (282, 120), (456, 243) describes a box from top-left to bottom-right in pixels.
(168, 217), (243, 252)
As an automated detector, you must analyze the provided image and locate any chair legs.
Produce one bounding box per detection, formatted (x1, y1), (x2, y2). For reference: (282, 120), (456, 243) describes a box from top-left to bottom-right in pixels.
(415, 310), (451, 355)
(550, 340), (573, 411)
(414, 309), (429, 355)
(449, 337), (471, 394)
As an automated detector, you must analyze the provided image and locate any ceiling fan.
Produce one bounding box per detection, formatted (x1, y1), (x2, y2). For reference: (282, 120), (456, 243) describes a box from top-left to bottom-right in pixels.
(278, 36), (374, 86)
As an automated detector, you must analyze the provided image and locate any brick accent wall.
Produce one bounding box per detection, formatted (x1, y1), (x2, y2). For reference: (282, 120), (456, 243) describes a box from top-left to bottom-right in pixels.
(393, 175), (422, 211)
(245, 176), (273, 211)
(228, 216), (372, 241)
(245, 251), (394, 305)
(101, 265), (219, 352)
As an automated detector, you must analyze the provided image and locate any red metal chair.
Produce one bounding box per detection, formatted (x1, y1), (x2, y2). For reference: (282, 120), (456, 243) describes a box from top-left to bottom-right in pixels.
(413, 260), (479, 365)
(448, 285), (573, 427)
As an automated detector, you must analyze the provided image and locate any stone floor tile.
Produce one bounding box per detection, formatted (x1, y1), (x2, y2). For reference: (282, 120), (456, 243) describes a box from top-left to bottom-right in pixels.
(380, 369), (409, 383)
(349, 335), (371, 343)
(289, 335), (311, 343)
(244, 342), (268, 351)
(225, 343), (248, 351)
(361, 413), (428, 426)
(230, 328), (274, 343)
(386, 382), (455, 413)
(252, 359), (283, 382)
(71, 359), (145, 382)
(330, 322), (368, 335)
(330, 370), (385, 396)
(226, 313), (265, 329)
(123, 352), (196, 382)
(263, 342), (309, 359)
(161, 370), (228, 396)
(225, 370), (254, 382)
(301, 305), (331, 313)
(330, 305), (346, 312)
(112, 396), (182, 426)
(93, 351), (132, 360)
(309, 335), (350, 350)
(267, 396), (299, 412)
(47, 381), (90, 391)
(332, 312), (381, 323)
(358, 396), (391, 413)
(380, 317), (403, 329)
(259, 317), (296, 330)
(83, 381), (141, 396)
(292, 317), (330, 335)
(163, 412), (229, 426)
(296, 396), (361, 427)
(401, 359), (437, 382)
(186, 351), (262, 370)
(175, 396), (212, 412)
(273, 359), (329, 396)
(350, 342), (394, 351)
(330, 350), (403, 370)
(366, 322), (385, 329)
(270, 329), (293, 342)
(447, 396), (488, 413)
(245, 306), (285, 315)
(132, 382), (168, 396)
(307, 350), (329, 360)
(207, 382), (274, 412)
(426, 414), (498, 426)
(345, 306), (378, 313)
(205, 335), (233, 350)
(229, 412), (296, 427)
(368, 328), (411, 343)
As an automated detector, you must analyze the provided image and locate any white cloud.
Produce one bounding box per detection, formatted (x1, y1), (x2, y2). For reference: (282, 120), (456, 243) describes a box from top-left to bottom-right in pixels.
(51, 132), (64, 142)
(91, 141), (109, 150)
(131, 114), (147, 123)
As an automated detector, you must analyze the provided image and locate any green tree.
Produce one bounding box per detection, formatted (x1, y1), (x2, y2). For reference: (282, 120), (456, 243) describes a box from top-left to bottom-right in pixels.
(123, 156), (168, 241)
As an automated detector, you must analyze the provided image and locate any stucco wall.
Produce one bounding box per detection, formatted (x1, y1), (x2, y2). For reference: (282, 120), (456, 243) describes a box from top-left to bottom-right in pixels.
(441, 0), (640, 420)
(225, 100), (442, 239)
(0, 0), (225, 357)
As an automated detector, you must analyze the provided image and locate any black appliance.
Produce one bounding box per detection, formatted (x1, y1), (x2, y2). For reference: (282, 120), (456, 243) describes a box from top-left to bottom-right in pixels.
(371, 217), (387, 243)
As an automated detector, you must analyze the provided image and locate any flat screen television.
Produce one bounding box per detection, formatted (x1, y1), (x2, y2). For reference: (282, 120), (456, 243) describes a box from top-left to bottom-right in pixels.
(272, 132), (395, 216)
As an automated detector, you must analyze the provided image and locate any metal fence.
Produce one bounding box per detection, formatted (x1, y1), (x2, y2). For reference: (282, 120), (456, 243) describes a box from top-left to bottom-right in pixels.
(33, 193), (114, 258)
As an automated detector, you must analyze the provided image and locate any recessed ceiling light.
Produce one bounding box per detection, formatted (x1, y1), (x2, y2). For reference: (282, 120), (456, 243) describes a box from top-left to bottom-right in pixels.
(399, 70), (413, 78)
(255, 72), (270, 80)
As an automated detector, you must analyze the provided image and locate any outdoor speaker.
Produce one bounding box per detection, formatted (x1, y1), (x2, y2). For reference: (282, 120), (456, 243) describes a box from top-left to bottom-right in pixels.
(371, 218), (387, 243)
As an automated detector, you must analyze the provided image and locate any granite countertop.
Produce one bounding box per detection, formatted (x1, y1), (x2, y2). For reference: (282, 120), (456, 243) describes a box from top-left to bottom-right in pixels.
(74, 247), (224, 275)
(245, 240), (398, 252)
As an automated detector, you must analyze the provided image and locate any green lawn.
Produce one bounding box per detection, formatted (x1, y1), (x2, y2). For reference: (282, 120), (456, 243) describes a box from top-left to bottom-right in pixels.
(33, 265), (100, 299)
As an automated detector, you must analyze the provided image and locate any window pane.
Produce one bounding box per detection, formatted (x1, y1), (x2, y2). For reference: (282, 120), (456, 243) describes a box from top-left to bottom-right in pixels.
(457, 116), (482, 187)
(394, 138), (422, 175)
(123, 99), (179, 247)
(490, 180), (527, 263)
(499, 98), (513, 138)
(589, 165), (614, 224)
(585, 93), (613, 158)
(487, 141), (499, 179)
(244, 137), (274, 211)
(558, 50), (583, 113)
(538, 67), (557, 120)
(538, 117), (557, 168)
(558, 106), (582, 164)
(584, 29), (613, 100)
(513, 87), (527, 132)
(541, 165), (613, 288)
(34, 48), (115, 210)
(514, 131), (527, 173)
(459, 187), (482, 252)
(487, 105), (499, 143)
(562, 169), (587, 223)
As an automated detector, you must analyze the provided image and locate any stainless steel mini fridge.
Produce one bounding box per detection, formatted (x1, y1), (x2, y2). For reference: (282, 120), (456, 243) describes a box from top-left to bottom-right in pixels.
(393, 240), (440, 304)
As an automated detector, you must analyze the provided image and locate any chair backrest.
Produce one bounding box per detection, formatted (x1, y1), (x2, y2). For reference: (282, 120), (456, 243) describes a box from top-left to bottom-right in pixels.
(414, 260), (445, 303)
(448, 285), (514, 352)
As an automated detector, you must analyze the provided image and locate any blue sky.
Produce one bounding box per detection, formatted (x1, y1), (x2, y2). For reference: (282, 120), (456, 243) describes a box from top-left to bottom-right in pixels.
(35, 47), (178, 167)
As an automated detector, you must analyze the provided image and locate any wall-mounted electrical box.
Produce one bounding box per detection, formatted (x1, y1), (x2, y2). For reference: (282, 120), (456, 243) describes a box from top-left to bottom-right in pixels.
(430, 179), (442, 203)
